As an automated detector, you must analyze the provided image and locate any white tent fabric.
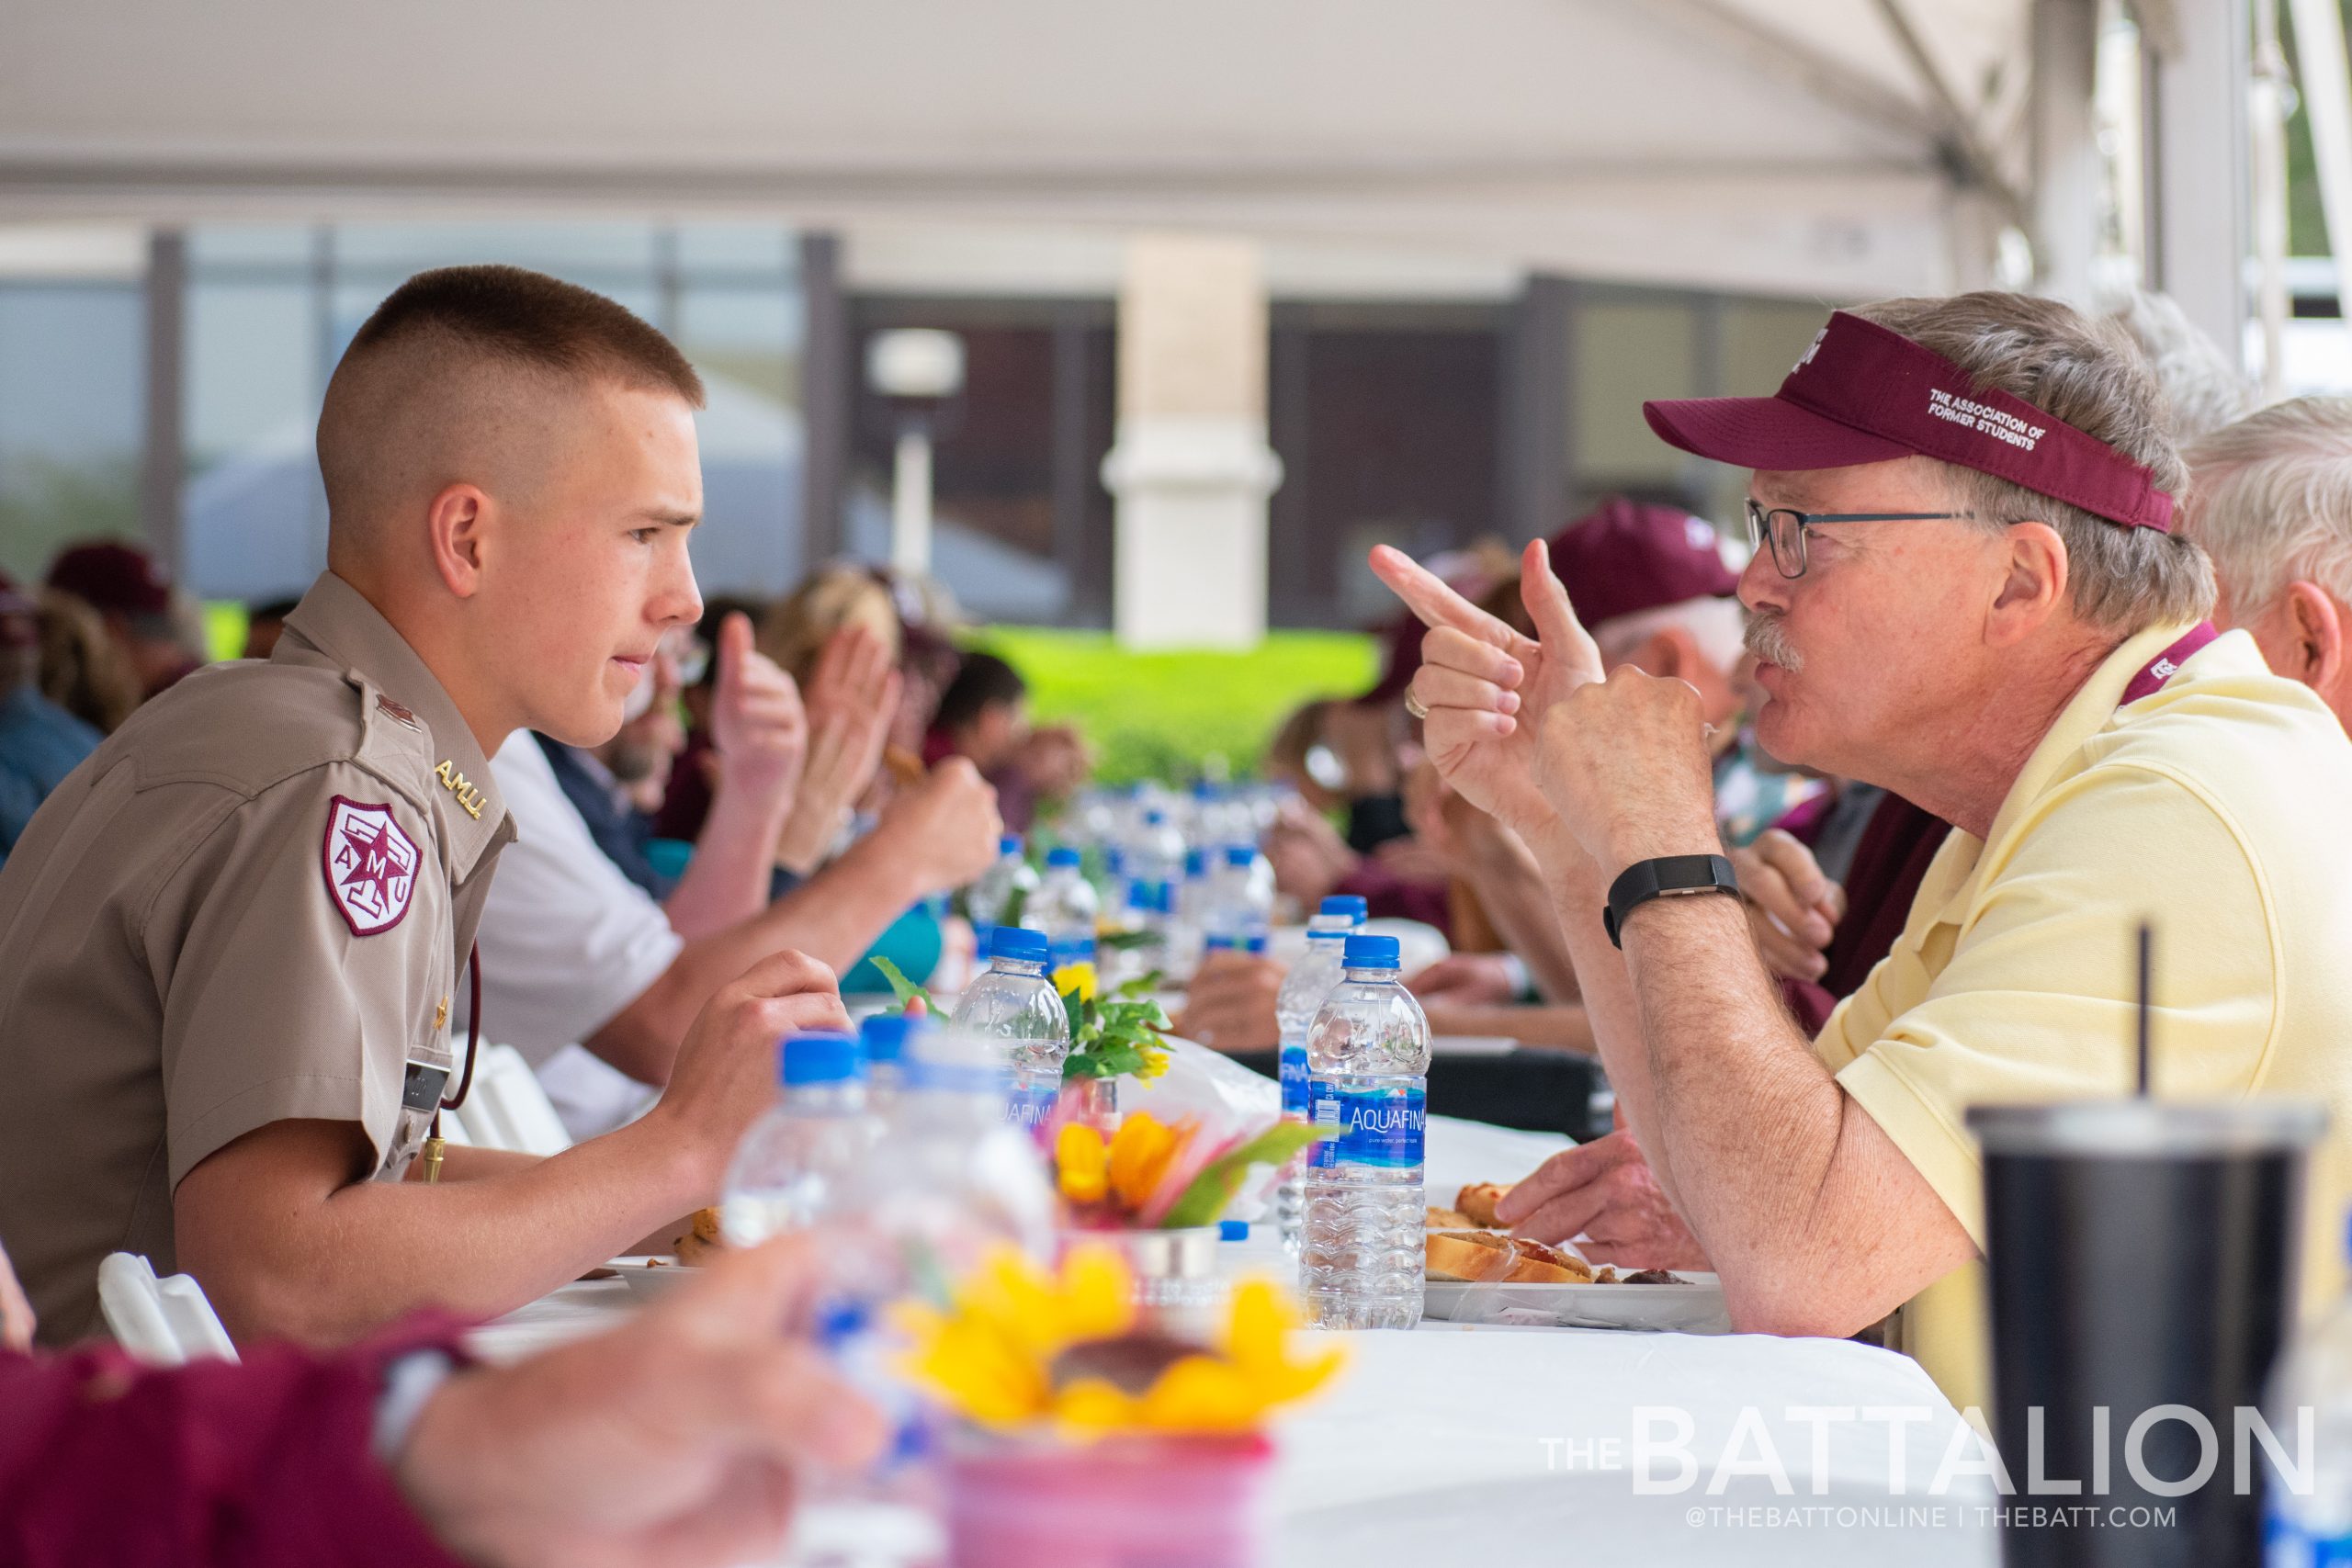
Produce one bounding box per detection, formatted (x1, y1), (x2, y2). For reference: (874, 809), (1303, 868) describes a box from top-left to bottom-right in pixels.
(0, 0), (2040, 298)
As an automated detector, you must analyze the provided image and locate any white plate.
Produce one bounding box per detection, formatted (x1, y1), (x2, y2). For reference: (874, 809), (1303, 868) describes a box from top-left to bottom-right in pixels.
(607, 1255), (700, 1301)
(1423, 1272), (1731, 1334)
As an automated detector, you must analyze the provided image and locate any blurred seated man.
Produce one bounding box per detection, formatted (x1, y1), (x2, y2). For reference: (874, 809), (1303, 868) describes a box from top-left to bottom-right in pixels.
(1378, 292), (2352, 1408)
(0, 574), (101, 871)
(0, 1232), (883, 1568)
(45, 540), (202, 700)
(2181, 396), (2352, 733)
(923, 649), (1088, 834)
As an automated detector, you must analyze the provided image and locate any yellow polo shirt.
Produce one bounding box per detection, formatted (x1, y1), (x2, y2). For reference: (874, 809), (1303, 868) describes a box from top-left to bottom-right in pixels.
(1815, 620), (2352, 1413)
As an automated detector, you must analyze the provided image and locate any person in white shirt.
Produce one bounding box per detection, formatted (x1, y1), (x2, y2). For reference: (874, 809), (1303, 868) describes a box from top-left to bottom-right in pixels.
(474, 610), (999, 1133)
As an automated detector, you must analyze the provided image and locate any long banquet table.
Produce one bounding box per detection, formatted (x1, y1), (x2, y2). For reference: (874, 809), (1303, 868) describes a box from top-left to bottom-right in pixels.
(473, 1116), (1997, 1567)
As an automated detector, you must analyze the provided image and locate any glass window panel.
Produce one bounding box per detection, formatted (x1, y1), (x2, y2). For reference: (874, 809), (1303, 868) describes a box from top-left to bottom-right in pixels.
(0, 283), (142, 581)
(675, 224), (796, 277)
(183, 279), (325, 599)
(330, 221), (660, 279)
(1572, 298), (1699, 490)
(188, 224), (316, 269)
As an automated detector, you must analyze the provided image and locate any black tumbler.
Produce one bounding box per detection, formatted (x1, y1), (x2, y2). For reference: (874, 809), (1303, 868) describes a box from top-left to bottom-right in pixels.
(1968, 1100), (2325, 1568)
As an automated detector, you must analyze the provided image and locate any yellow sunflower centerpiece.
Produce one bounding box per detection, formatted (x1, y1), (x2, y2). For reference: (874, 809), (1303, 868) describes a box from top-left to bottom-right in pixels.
(898, 1245), (1344, 1567)
(896, 1244), (1344, 1438)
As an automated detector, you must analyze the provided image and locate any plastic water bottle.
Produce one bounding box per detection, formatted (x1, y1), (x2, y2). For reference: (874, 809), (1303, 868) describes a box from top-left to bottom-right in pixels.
(1165, 846), (1212, 982)
(1029, 846), (1100, 972)
(2265, 1214), (2352, 1561)
(860, 1013), (912, 1111)
(963, 834), (1035, 953)
(1274, 896), (1368, 1256)
(1302, 933), (1430, 1330)
(1208, 843), (1274, 951)
(948, 926), (1071, 1130)
(786, 1023), (1056, 1568)
(717, 1032), (876, 1248)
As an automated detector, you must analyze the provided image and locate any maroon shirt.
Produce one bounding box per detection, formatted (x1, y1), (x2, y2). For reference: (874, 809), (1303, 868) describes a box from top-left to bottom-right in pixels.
(0, 1323), (469, 1568)
(1778, 791), (1952, 1035)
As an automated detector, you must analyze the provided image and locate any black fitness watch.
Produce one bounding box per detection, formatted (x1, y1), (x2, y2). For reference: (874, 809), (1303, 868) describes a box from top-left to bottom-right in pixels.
(1602, 854), (1741, 948)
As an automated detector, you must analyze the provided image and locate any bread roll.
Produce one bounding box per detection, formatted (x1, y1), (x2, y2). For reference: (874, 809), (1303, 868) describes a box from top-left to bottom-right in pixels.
(1454, 1183), (1511, 1228)
(1424, 1228), (1592, 1285)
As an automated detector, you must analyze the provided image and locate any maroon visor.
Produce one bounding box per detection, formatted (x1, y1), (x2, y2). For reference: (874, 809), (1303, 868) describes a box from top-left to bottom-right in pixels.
(1644, 310), (2175, 534)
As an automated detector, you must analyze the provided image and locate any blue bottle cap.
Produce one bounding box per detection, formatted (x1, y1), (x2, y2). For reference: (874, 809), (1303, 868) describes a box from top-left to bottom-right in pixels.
(859, 1013), (914, 1065)
(1184, 848), (1206, 877)
(1224, 844), (1257, 868)
(1218, 1220), (1250, 1242)
(1046, 846), (1083, 869)
(999, 834), (1024, 856)
(1144, 808), (1168, 826)
(1319, 895), (1370, 922)
(1342, 933), (1401, 970)
(990, 926), (1051, 964)
(1204, 934), (1240, 952)
(781, 1031), (865, 1087)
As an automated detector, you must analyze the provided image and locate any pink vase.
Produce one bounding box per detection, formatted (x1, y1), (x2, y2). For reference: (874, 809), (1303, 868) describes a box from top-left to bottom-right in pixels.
(945, 1432), (1273, 1568)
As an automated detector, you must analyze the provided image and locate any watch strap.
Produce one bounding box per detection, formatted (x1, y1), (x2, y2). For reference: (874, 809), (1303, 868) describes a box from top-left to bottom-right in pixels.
(1602, 853), (1740, 948)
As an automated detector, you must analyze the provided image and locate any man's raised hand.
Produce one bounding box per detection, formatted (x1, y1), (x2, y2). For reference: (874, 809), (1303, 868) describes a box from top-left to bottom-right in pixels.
(1367, 538), (1603, 841)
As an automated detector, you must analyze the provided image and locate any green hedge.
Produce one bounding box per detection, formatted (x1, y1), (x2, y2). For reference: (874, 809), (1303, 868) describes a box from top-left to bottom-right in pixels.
(969, 627), (1378, 784)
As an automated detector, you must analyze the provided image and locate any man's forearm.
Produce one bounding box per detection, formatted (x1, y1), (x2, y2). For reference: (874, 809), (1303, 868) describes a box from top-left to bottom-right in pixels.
(1461, 826), (1583, 1001)
(184, 1116), (707, 1346)
(664, 777), (791, 942)
(1574, 867), (1973, 1334)
(589, 833), (924, 1085)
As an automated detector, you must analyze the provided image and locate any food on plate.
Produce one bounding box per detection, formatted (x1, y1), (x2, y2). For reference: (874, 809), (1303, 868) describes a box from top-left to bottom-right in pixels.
(1453, 1182), (1510, 1228)
(1424, 1228), (1594, 1285)
(1426, 1181), (1692, 1287)
(672, 1206), (724, 1265)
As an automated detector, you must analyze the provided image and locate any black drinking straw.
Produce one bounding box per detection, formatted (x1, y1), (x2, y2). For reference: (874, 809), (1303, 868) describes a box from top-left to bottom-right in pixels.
(2135, 920), (2153, 1097)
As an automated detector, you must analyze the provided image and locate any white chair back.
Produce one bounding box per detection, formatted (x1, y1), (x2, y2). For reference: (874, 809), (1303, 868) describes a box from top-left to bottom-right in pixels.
(462, 1043), (574, 1156)
(96, 1252), (239, 1366)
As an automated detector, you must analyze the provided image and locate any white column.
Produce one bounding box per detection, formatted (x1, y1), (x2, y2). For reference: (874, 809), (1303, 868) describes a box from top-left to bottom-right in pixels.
(1101, 235), (1283, 650)
(889, 427), (933, 577)
(2148, 0), (2251, 367)
(2030, 0), (2102, 306)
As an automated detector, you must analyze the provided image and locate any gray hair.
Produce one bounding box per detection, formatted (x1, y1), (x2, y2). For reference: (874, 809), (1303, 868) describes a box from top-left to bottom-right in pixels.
(2180, 396), (2352, 624)
(2099, 289), (2257, 444)
(1850, 291), (2216, 637)
(1594, 594), (1748, 674)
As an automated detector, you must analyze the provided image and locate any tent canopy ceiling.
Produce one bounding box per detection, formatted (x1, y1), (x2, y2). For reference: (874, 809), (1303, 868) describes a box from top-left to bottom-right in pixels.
(1, 0), (2037, 297)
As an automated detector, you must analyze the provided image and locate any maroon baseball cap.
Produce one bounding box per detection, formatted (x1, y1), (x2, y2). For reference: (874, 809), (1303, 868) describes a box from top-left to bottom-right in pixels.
(47, 540), (173, 619)
(1548, 496), (1740, 626)
(1644, 310), (2175, 534)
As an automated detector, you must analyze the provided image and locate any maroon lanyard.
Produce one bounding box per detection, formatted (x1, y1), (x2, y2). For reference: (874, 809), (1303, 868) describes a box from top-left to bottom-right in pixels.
(2119, 623), (2218, 707)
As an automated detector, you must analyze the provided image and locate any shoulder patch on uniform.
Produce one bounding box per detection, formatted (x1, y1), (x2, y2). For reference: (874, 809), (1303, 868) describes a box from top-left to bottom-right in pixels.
(322, 795), (420, 935)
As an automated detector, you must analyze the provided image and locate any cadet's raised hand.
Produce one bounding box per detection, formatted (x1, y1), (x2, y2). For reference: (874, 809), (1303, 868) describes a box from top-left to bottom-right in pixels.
(1368, 540), (1604, 843)
(707, 613), (808, 815)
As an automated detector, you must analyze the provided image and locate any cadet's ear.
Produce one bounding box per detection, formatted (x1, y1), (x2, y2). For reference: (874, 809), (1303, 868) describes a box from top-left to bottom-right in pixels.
(424, 483), (489, 599)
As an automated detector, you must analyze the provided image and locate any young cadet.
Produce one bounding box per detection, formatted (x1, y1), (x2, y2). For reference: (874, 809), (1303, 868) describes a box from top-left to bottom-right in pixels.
(0, 265), (847, 1348)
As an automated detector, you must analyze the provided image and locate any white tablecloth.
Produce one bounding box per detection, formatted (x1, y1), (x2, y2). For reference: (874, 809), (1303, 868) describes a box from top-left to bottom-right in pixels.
(472, 1113), (1996, 1567)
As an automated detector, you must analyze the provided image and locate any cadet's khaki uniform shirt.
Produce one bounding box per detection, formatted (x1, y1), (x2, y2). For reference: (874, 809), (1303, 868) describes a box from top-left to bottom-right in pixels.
(0, 572), (512, 1345)
(1814, 622), (2352, 1413)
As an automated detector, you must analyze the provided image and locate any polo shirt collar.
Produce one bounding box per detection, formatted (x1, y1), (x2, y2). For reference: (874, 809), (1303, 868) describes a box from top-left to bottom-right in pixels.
(1917, 619), (2209, 927)
(275, 570), (513, 878)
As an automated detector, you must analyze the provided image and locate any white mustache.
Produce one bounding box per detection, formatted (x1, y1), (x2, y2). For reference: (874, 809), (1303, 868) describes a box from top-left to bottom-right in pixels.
(1744, 614), (1804, 673)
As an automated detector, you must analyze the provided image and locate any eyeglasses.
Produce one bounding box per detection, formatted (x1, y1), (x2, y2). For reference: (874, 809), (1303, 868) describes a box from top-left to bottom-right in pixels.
(1744, 500), (1973, 580)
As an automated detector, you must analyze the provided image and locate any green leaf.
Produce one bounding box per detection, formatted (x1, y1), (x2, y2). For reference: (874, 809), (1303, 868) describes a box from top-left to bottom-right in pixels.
(1096, 929), (1155, 952)
(1112, 971), (1163, 999)
(1160, 1122), (1324, 1230)
(866, 956), (935, 1018)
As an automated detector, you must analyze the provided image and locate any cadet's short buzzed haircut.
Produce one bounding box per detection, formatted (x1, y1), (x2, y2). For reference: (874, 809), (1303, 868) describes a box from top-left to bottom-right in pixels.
(317, 265), (704, 525)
